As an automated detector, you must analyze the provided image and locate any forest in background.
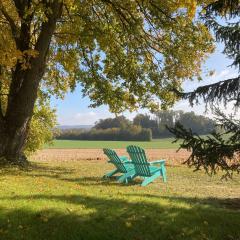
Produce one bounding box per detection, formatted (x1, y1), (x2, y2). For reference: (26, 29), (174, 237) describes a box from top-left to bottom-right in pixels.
(56, 110), (216, 141)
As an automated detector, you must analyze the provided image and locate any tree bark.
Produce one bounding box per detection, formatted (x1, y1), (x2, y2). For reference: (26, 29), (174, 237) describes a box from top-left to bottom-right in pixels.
(0, 0), (62, 165)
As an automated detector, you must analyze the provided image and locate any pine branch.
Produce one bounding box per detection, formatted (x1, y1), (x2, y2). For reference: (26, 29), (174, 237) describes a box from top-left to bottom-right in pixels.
(204, 19), (240, 69)
(214, 109), (240, 142)
(214, 108), (240, 132)
(172, 76), (240, 108)
(172, 0), (240, 108)
(205, 0), (240, 18)
(167, 121), (240, 178)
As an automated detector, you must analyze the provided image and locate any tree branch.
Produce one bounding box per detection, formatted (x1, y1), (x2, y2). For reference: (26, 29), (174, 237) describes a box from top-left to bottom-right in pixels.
(0, 2), (19, 41)
(172, 76), (240, 108)
(6, 0), (63, 124)
(149, 0), (176, 22)
(12, 0), (29, 18)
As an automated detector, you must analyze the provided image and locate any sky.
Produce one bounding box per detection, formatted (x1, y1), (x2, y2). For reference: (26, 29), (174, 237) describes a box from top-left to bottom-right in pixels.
(51, 43), (239, 126)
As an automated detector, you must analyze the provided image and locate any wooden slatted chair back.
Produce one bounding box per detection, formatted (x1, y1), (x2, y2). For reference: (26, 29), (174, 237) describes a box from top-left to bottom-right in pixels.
(127, 145), (151, 177)
(103, 148), (127, 173)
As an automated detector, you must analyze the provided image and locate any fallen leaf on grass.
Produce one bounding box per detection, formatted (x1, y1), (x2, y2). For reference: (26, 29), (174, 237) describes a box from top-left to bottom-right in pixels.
(66, 207), (73, 213)
(18, 225), (23, 229)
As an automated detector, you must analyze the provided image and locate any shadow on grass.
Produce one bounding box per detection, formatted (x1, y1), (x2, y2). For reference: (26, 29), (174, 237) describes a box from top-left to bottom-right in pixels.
(1, 162), (240, 239)
(124, 193), (240, 210)
(0, 194), (240, 240)
(0, 162), (141, 189)
(22, 162), (141, 186)
(2, 162), (240, 210)
(0, 162), (75, 177)
(59, 176), (142, 186)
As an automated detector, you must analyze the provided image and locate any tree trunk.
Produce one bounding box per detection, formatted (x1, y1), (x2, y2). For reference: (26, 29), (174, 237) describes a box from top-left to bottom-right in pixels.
(0, 121), (29, 165)
(0, 0), (62, 165)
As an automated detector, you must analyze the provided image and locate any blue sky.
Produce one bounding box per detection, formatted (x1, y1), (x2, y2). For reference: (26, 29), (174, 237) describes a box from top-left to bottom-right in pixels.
(51, 43), (238, 126)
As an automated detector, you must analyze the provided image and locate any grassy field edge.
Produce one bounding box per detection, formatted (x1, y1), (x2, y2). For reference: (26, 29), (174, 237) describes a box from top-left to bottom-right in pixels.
(45, 138), (180, 149)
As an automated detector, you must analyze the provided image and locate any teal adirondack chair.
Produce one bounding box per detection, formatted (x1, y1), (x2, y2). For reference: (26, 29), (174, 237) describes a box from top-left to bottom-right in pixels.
(103, 148), (136, 183)
(126, 145), (167, 186)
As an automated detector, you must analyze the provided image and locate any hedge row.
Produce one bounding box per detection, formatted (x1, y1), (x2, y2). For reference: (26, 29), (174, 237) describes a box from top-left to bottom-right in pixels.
(56, 127), (152, 141)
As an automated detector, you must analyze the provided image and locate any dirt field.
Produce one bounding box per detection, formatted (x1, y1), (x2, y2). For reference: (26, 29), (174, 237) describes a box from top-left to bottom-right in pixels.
(31, 148), (190, 166)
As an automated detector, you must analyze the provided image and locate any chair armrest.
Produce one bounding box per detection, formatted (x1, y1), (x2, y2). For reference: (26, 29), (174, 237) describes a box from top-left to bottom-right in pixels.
(124, 161), (133, 164)
(121, 157), (133, 164)
(119, 156), (129, 162)
(149, 160), (165, 165)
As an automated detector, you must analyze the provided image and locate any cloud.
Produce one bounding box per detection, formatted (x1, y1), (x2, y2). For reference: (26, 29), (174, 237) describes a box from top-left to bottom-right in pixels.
(58, 111), (98, 125)
(75, 111), (96, 118)
(58, 111), (115, 125)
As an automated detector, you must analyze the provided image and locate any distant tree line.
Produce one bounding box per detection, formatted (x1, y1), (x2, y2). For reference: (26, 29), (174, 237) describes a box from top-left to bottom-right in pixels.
(134, 110), (216, 138)
(56, 116), (152, 141)
(56, 111), (216, 141)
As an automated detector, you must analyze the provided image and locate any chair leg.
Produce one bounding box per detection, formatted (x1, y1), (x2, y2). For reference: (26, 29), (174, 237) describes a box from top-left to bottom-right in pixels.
(117, 171), (136, 183)
(117, 173), (128, 183)
(141, 172), (160, 186)
(103, 169), (119, 178)
(126, 173), (137, 184)
(126, 174), (137, 183)
(116, 175), (122, 181)
(161, 165), (167, 183)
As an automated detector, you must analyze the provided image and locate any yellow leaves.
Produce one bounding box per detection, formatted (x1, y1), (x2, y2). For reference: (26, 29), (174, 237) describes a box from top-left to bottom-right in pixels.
(66, 207), (73, 213)
(0, 0), (20, 69)
(146, 102), (160, 113)
(125, 221), (132, 228)
(18, 49), (39, 70)
(187, 0), (197, 18)
(0, 0), (215, 116)
(174, 0), (198, 18)
(24, 101), (57, 155)
(0, 47), (39, 70)
(63, 0), (77, 11)
(23, 49), (39, 58)
(0, 0), (19, 23)
(0, 31), (17, 68)
(0, 22), (39, 70)
(18, 224), (24, 229)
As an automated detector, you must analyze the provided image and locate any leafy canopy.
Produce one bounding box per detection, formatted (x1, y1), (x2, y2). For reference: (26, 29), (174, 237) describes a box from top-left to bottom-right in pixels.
(1, 0), (213, 112)
(0, 0), (214, 152)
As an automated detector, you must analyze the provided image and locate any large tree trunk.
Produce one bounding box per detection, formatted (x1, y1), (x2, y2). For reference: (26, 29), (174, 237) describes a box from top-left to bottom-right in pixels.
(1, 93), (33, 164)
(0, 0), (62, 165)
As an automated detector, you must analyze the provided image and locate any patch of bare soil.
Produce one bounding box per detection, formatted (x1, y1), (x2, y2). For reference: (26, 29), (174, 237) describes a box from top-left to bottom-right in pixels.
(31, 148), (190, 166)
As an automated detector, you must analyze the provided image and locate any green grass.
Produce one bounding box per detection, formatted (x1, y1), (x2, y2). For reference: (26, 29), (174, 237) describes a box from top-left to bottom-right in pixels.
(0, 159), (240, 240)
(45, 138), (180, 149)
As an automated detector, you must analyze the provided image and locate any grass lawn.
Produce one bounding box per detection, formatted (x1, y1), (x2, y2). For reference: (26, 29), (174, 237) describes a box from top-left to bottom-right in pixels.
(0, 159), (240, 240)
(45, 138), (180, 149)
